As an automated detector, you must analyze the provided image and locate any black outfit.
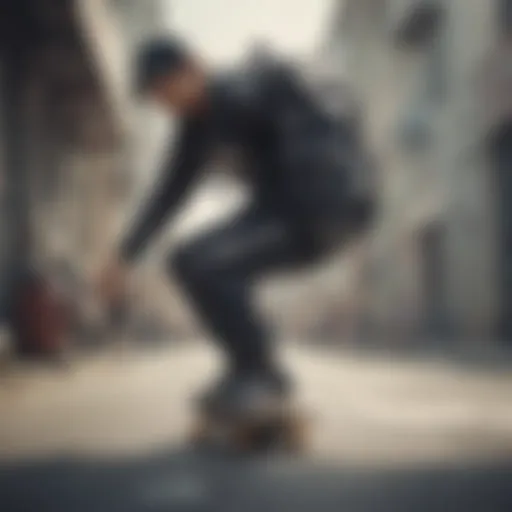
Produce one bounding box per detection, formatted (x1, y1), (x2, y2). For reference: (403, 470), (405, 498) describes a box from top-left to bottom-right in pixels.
(120, 62), (374, 376)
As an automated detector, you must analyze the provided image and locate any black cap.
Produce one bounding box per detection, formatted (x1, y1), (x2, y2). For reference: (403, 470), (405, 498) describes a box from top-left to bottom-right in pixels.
(134, 36), (190, 94)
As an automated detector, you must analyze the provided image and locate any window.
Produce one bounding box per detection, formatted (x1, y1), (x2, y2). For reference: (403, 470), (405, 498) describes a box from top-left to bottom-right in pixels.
(394, 2), (447, 152)
(498, 0), (512, 33)
(424, 31), (447, 103)
(398, 100), (433, 151)
(390, 0), (444, 47)
(419, 222), (449, 337)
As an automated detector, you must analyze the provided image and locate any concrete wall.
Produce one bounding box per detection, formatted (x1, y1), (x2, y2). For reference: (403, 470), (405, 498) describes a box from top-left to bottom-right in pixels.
(0, 0), (171, 334)
(327, 0), (508, 342)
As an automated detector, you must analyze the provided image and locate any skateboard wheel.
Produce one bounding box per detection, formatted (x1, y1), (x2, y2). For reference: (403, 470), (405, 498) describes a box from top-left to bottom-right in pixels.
(188, 416), (212, 446)
(282, 416), (308, 453)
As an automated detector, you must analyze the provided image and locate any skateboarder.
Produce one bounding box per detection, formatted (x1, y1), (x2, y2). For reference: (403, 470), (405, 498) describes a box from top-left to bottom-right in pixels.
(100, 36), (375, 416)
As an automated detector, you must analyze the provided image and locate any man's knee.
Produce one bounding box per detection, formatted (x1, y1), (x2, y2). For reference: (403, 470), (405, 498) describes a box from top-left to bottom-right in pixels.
(169, 243), (198, 283)
(168, 242), (221, 286)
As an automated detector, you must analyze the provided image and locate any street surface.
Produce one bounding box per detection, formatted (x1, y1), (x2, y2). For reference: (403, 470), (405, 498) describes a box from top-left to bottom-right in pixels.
(0, 342), (511, 511)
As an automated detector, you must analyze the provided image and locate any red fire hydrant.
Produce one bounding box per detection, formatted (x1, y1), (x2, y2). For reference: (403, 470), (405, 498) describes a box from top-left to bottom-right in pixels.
(10, 270), (71, 357)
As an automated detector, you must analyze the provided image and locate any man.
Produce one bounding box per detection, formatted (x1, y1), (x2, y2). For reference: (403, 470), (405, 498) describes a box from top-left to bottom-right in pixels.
(101, 36), (375, 414)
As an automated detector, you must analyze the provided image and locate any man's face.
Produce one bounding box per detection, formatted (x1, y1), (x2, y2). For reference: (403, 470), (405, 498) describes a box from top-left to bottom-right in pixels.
(147, 63), (206, 115)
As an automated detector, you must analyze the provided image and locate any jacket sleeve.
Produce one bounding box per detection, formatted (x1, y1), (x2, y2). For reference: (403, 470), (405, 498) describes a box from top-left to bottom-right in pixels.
(264, 62), (316, 114)
(119, 119), (209, 262)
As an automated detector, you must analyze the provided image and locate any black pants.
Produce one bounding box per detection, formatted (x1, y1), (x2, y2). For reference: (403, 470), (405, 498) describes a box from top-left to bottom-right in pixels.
(170, 202), (325, 374)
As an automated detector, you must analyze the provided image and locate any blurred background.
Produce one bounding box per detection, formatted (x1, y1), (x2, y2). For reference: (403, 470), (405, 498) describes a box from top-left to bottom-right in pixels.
(0, 1), (511, 511)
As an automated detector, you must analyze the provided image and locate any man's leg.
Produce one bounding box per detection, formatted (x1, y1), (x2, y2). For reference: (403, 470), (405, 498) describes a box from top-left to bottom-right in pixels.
(169, 203), (319, 393)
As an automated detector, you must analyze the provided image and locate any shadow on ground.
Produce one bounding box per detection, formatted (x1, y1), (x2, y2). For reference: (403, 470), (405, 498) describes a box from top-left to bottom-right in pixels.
(1, 447), (511, 512)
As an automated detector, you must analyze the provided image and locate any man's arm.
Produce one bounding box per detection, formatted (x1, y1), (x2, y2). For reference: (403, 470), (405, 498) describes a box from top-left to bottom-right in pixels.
(119, 119), (209, 262)
(264, 61), (313, 110)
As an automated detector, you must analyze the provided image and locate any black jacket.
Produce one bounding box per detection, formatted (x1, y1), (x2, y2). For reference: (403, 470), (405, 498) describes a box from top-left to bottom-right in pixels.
(120, 62), (371, 261)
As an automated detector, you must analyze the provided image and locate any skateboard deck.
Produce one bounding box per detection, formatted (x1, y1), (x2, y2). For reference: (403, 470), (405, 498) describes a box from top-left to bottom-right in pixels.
(188, 402), (310, 453)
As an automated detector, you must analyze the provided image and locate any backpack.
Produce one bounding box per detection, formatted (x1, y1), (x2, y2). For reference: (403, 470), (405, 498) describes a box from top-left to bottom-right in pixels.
(271, 61), (378, 233)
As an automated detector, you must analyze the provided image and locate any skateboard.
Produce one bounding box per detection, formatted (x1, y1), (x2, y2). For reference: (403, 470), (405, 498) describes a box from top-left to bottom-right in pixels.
(188, 400), (309, 453)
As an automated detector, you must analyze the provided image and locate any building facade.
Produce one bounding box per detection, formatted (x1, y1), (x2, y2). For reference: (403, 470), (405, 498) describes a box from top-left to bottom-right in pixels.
(326, 0), (512, 343)
(0, 0), (169, 338)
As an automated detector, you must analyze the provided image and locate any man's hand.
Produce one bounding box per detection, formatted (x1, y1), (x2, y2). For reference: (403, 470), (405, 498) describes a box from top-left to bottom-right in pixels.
(97, 257), (129, 308)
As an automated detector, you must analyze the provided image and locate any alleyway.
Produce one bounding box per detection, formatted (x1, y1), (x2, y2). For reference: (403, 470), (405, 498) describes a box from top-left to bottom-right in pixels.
(0, 343), (511, 511)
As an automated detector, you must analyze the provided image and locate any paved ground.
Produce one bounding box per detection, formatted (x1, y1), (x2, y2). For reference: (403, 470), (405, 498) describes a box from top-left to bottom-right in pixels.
(0, 343), (511, 511)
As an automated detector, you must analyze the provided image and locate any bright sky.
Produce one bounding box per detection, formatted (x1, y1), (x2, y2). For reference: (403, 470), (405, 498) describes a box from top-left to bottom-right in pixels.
(166, 0), (335, 65)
